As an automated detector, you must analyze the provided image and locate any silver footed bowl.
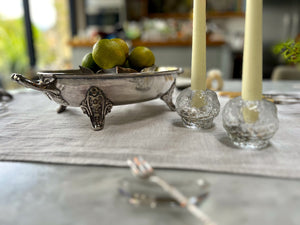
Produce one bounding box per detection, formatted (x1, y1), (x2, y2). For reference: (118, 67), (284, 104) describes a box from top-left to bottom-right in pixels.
(11, 66), (183, 131)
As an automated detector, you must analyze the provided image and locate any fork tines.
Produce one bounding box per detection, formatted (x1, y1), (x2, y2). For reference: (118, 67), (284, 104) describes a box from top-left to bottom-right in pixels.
(127, 159), (139, 175)
(127, 156), (154, 178)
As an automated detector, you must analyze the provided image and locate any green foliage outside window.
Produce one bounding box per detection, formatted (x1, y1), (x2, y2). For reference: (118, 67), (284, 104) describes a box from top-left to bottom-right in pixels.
(273, 40), (300, 65)
(0, 18), (29, 87)
(0, 1), (70, 89)
(0, 17), (57, 89)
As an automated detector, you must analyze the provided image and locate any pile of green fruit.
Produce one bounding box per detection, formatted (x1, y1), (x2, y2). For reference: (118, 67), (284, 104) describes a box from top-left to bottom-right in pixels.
(81, 38), (155, 72)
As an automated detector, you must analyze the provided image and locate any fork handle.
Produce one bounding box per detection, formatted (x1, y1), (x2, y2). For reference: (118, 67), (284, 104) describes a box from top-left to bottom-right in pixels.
(187, 204), (217, 225)
(150, 176), (188, 205)
(150, 176), (217, 225)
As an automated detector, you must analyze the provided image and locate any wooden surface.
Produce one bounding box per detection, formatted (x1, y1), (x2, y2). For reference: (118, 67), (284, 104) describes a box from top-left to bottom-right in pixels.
(68, 37), (225, 48)
(147, 12), (245, 19)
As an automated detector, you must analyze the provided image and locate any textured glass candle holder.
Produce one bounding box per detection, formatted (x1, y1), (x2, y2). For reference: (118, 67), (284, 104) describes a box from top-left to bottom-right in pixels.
(222, 97), (279, 149)
(175, 88), (220, 129)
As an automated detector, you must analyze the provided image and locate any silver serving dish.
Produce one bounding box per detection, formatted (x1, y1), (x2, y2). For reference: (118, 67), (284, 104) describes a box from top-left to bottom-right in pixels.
(11, 66), (183, 130)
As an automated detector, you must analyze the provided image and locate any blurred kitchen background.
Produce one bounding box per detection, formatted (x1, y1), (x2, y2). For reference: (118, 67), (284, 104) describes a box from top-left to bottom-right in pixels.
(0, 0), (299, 89)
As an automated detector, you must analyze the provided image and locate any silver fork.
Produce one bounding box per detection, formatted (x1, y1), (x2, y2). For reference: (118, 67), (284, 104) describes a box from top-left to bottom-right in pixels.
(127, 157), (217, 225)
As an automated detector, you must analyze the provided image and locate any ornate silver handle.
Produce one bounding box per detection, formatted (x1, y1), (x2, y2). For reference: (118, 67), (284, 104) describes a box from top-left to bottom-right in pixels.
(11, 73), (68, 106)
(11, 73), (59, 95)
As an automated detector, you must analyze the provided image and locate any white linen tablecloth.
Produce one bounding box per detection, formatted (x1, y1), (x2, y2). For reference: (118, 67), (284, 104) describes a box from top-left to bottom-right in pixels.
(0, 89), (300, 179)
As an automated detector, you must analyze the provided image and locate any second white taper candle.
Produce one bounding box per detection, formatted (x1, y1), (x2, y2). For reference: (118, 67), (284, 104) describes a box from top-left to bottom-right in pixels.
(242, 0), (263, 101)
(191, 0), (206, 91)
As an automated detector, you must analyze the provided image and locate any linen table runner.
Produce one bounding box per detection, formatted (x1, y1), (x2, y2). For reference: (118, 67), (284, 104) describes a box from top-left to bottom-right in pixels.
(0, 90), (299, 179)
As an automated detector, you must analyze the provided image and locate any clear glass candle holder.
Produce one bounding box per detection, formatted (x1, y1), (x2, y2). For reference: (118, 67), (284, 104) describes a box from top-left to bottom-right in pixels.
(175, 88), (220, 129)
(222, 97), (279, 149)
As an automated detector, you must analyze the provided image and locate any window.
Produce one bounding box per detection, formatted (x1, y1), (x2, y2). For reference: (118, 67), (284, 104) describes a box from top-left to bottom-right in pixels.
(0, 0), (27, 88)
(0, 0), (71, 89)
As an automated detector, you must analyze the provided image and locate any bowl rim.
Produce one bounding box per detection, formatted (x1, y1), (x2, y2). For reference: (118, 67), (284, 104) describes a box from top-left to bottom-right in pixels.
(37, 66), (183, 80)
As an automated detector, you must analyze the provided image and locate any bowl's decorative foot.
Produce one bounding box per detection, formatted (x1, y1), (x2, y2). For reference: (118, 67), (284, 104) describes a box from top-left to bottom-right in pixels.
(160, 81), (176, 111)
(80, 86), (113, 131)
(57, 105), (67, 113)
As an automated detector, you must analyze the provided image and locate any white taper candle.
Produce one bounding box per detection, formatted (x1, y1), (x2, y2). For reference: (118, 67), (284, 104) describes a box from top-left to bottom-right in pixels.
(191, 0), (206, 91)
(242, 0), (263, 101)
